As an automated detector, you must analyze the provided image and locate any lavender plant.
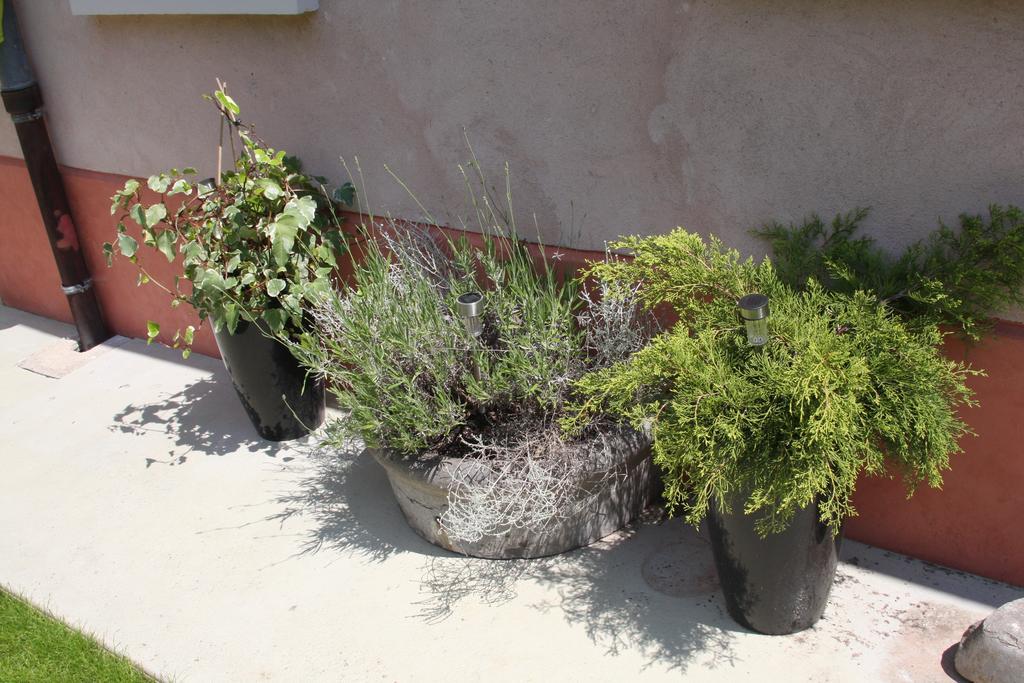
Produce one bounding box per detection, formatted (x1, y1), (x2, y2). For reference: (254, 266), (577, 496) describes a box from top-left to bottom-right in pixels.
(290, 166), (655, 543)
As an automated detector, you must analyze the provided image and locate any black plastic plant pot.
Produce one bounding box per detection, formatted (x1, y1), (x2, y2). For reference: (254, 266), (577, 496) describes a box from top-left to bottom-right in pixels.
(213, 320), (325, 441)
(707, 493), (843, 635)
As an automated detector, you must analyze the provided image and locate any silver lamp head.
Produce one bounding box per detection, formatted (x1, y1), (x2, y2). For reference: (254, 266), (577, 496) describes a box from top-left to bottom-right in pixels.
(737, 293), (770, 346)
(457, 292), (484, 337)
(197, 177), (216, 198)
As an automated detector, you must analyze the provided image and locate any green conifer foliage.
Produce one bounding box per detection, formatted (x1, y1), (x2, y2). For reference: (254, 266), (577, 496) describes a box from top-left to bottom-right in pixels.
(565, 229), (977, 536)
(754, 205), (1024, 339)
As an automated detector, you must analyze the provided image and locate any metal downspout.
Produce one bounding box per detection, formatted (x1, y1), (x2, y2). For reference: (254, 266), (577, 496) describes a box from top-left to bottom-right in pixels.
(0, 0), (109, 350)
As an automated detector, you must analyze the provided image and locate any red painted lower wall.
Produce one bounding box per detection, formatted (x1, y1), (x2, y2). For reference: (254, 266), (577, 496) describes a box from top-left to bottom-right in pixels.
(0, 156), (218, 357)
(1, 155), (1021, 586)
(846, 326), (1024, 587)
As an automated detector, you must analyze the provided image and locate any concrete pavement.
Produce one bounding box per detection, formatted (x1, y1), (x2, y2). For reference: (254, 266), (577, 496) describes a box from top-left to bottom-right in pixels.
(0, 305), (1020, 682)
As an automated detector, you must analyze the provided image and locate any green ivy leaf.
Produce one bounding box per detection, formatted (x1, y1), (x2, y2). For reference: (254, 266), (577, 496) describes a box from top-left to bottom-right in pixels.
(102, 242), (114, 267)
(284, 196), (317, 227)
(333, 182), (356, 206)
(155, 230), (176, 262)
(117, 233), (138, 258)
(315, 245), (337, 268)
(222, 205), (241, 225)
(202, 269), (225, 292)
(129, 203), (147, 228)
(306, 276), (331, 299)
(147, 175), (170, 193)
(145, 203), (167, 227)
(272, 242), (288, 268)
(225, 254), (241, 273)
(183, 241), (207, 266)
(281, 293), (301, 316)
(168, 179), (192, 196)
(257, 179), (283, 201)
(266, 278), (286, 297)
(253, 148), (272, 165)
(262, 308), (287, 334)
(146, 321), (160, 342)
(214, 90), (240, 116)
(270, 214), (300, 267)
(223, 303), (240, 334)
(110, 179), (140, 214)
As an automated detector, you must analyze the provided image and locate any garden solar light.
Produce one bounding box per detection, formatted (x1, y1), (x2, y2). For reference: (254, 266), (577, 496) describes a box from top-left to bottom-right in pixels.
(738, 293), (770, 346)
(457, 291), (484, 338)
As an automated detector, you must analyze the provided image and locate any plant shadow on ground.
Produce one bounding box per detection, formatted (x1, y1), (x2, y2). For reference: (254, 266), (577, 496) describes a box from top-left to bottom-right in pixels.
(272, 437), (739, 671)
(110, 377), (287, 465)
(269, 438), (450, 563)
(414, 515), (740, 672)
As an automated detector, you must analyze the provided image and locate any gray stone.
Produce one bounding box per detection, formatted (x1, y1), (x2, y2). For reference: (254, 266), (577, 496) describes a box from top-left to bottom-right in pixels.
(955, 597), (1024, 683)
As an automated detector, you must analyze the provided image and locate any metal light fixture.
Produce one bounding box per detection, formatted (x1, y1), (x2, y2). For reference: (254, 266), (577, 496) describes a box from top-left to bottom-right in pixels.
(457, 291), (484, 381)
(197, 177), (216, 197)
(738, 293), (770, 346)
(457, 291), (484, 338)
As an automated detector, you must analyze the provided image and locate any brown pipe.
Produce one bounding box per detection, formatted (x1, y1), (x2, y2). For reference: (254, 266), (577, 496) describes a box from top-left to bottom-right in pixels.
(1, 1), (109, 350)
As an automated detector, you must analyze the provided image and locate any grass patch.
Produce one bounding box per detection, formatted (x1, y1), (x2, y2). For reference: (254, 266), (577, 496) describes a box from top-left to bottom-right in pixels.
(0, 587), (155, 682)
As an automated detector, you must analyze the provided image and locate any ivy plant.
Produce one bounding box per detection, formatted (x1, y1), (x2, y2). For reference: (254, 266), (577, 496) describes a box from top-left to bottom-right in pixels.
(565, 229), (977, 536)
(104, 85), (354, 355)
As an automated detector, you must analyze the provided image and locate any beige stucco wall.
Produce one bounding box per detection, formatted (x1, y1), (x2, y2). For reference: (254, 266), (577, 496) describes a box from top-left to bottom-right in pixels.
(2, 0), (1022, 259)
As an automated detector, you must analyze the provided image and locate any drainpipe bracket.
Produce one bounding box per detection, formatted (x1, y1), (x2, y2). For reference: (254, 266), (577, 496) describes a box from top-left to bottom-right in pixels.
(11, 108), (42, 123)
(0, 82), (42, 116)
(61, 278), (94, 296)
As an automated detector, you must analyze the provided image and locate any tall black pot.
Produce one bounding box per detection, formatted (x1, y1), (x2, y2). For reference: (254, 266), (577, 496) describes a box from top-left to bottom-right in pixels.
(213, 320), (325, 441)
(707, 493), (843, 635)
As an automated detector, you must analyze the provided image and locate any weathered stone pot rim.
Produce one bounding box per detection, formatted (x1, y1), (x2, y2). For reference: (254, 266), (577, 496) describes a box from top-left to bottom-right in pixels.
(369, 424), (654, 559)
(367, 424), (651, 490)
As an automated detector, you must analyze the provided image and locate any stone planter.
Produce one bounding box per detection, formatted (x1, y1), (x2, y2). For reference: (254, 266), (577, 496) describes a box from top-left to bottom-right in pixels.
(214, 320), (325, 441)
(707, 493), (843, 635)
(371, 428), (653, 558)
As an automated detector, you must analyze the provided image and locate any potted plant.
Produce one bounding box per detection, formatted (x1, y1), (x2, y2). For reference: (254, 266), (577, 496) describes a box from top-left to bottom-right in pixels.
(564, 229), (976, 633)
(289, 171), (658, 558)
(104, 85), (354, 441)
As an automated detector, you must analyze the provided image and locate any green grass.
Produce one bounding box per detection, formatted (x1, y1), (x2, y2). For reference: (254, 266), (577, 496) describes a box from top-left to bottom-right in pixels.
(0, 588), (155, 683)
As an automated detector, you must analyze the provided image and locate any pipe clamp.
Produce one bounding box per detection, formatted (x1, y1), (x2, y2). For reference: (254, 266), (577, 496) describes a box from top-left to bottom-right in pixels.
(11, 108), (43, 123)
(62, 278), (94, 296)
